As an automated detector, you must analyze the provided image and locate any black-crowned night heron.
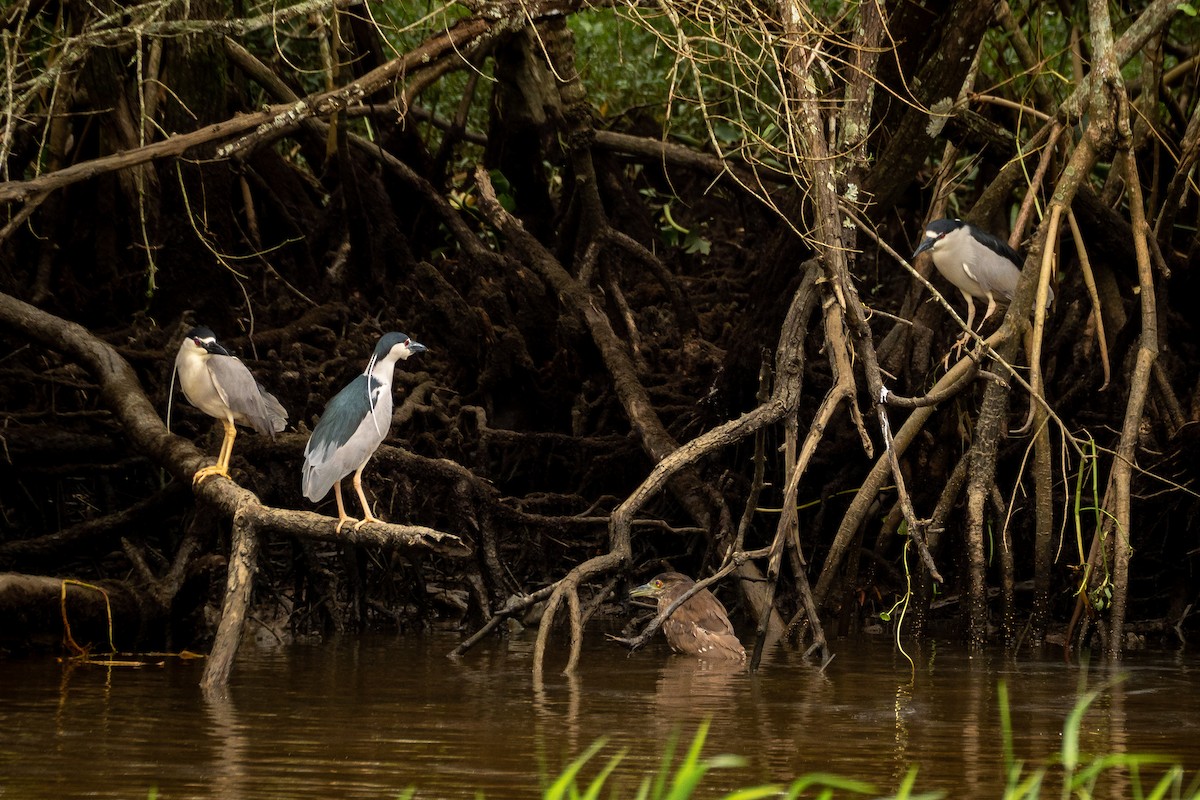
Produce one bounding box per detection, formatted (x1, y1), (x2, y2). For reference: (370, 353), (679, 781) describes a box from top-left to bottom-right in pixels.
(302, 332), (427, 531)
(912, 218), (1052, 331)
(174, 326), (288, 485)
(631, 572), (746, 661)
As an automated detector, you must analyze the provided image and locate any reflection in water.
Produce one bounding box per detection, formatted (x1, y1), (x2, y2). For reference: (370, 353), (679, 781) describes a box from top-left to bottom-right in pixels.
(1, 635), (1200, 798)
(653, 656), (744, 723)
(204, 686), (248, 800)
(1106, 678), (1131, 800)
(891, 678), (912, 789)
(532, 660), (582, 760)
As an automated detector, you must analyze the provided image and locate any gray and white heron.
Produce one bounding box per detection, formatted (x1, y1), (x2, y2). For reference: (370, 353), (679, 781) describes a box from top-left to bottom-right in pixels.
(174, 326), (288, 485)
(301, 332), (427, 531)
(912, 218), (1053, 331)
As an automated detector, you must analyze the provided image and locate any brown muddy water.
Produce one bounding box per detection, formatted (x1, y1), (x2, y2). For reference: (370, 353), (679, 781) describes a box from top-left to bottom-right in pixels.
(2, 632), (1199, 798)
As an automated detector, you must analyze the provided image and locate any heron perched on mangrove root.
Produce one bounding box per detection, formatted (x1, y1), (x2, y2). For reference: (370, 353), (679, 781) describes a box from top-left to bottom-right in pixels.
(174, 326), (287, 486)
(912, 218), (1053, 332)
(301, 332), (427, 532)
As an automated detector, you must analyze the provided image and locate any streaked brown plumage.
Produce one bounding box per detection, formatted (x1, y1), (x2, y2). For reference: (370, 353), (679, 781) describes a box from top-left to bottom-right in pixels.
(630, 572), (746, 661)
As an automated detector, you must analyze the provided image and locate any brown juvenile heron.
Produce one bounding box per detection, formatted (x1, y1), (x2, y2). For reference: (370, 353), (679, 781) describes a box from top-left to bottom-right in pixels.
(630, 572), (746, 661)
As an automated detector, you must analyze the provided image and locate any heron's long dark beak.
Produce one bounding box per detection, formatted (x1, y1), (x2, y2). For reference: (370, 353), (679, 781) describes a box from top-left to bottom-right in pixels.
(199, 340), (231, 357)
(629, 582), (657, 598)
(911, 237), (935, 260)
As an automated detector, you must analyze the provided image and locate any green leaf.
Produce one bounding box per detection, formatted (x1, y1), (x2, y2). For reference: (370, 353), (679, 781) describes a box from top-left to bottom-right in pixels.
(783, 773), (876, 796)
(684, 233), (711, 255)
(713, 121), (741, 144)
(721, 787), (784, 800)
(544, 739), (608, 800)
(580, 749), (627, 800)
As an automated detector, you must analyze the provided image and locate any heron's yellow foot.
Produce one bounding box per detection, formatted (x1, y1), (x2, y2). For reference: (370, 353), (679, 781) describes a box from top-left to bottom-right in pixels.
(940, 329), (976, 369)
(334, 514), (359, 534)
(192, 465), (229, 485)
(353, 512), (384, 530)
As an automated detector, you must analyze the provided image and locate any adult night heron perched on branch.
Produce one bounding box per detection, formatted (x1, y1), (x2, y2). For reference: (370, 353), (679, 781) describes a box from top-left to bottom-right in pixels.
(912, 218), (1053, 331)
(631, 572), (746, 661)
(174, 326), (288, 485)
(302, 332), (427, 532)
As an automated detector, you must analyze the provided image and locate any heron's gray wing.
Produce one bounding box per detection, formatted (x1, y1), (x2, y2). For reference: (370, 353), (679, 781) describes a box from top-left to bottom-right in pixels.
(207, 355), (284, 435)
(302, 375), (375, 500)
(970, 247), (1022, 299)
(971, 226), (1023, 266)
(256, 384), (288, 432)
(974, 229), (1055, 305)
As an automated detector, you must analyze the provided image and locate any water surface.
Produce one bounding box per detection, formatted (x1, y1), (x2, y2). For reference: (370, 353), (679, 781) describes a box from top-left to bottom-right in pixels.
(2, 632), (1198, 798)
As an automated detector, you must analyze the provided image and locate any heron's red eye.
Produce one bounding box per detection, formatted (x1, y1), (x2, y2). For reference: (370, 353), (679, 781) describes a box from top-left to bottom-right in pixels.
(654, 580), (663, 588)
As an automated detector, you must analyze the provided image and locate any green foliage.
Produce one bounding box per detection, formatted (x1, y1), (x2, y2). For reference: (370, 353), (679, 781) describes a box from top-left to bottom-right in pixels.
(997, 679), (1200, 800)
(1070, 437), (1118, 614)
(570, 9), (679, 125)
(541, 720), (771, 800)
(536, 723), (938, 799)
(370, 2), (490, 158)
(570, 5), (784, 160)
(635, 184), (713, 255)
(535, 724), (936, 796)
(529, 686), (1200, 800)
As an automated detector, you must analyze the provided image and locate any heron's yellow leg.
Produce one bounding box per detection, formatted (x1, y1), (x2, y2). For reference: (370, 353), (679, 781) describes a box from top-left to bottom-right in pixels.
(352, 466), (384, 529)
(981, 293), (999, 324)
(215, 420), (237, 471)
(193, 420), (236, 485)
(333, 481), (358, 533)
